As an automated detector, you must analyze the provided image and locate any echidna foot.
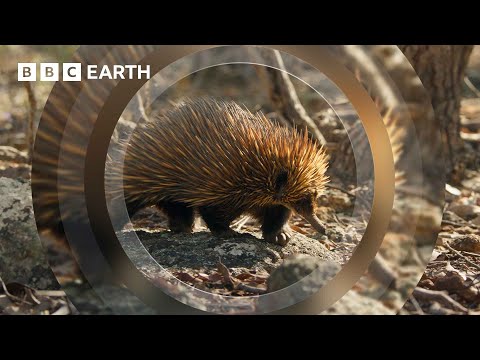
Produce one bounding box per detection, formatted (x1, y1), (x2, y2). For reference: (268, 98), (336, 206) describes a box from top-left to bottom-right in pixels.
(264, 225), (293, 246)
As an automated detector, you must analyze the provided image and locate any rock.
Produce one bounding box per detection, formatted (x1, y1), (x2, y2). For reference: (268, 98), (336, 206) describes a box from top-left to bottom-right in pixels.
(0, 177), (58, 289)
(448, 204), (480, 220)
(443, 210), (467, 224)
(267, 254), (340, 292)
(265, 254), (393, 314)
(0, 146), (28, 163)
(131, 230), (340, 274)
(434, 271), (479, 302)
(118, 230), (344, 314)
(450, 234), (480, 253)
(326, 290), (395, 315)
(61, 282), (156, 315)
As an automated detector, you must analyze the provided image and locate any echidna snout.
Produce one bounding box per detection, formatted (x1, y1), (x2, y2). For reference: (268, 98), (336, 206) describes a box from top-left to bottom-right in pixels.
(286, 191), (327, 235)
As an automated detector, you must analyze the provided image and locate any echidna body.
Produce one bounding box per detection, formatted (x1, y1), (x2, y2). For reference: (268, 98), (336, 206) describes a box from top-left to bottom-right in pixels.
(118, 98), (329, 244)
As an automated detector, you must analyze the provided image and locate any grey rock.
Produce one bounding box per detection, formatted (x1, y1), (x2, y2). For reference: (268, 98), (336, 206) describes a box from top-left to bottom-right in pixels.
(0, 177), (58, 289)
(133, 230), (339, 274)
(267, 254), (340, 292)
(61, 282), (156, 315)
(448, 203), (480, 220)
(264, 254), (394, 314)
(326, 290), (395, 315)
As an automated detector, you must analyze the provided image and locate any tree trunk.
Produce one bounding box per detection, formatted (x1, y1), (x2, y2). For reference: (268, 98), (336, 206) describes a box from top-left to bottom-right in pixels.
(330, 45), (473, 185)
(396, 45), (473, 182)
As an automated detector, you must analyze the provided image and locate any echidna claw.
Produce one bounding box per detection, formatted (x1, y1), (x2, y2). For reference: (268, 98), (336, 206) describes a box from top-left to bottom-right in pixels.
(264, 226), (292, 246)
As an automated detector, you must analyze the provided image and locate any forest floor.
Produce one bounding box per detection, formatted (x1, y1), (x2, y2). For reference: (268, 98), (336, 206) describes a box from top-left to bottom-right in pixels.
(400, 97), (480, 315)
(0, 46), (480, 314)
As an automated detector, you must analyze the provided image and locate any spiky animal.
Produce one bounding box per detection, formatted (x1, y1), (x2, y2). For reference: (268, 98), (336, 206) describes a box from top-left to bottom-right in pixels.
(117, 98), (329, 245)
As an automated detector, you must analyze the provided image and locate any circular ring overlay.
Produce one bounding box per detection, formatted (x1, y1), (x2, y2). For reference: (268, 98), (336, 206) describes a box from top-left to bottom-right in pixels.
(31, 45), (443, 314)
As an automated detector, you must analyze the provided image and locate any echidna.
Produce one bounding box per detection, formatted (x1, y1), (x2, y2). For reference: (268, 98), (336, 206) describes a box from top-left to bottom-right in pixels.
(114, 98), (329, 245)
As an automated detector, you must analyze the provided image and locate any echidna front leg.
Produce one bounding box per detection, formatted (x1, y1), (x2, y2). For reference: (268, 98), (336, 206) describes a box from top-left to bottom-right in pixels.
(198, 206), (239, 236)
(255, 205), (293, 246)
(160, 201), (195, 233)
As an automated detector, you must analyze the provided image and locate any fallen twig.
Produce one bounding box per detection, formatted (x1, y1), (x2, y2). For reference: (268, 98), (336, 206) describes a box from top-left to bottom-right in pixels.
(442, 219), (479, 230)
(461, 251), (480, 258)
(464, 76), (480, 98)
(217, 260), (267, 295)
(369, 255), (397, 290)
(136, 92), (151, 123)
(237, 283), (267, 295)
(35, 290), (67, 297)
(445, 242), (480, 272)
(412, 287), (468, 313)
(409, 295), (425, 315)
(0, 276), (33, 306)
(232, 215), (251, 231)
(217, 259), (235, 287)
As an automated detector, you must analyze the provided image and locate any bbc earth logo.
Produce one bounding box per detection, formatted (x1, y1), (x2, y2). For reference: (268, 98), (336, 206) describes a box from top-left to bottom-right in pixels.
(18, 63), (151, 82)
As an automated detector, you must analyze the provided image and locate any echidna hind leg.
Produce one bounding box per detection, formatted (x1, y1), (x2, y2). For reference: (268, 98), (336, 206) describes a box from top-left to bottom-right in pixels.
(255, 205), (293, 246)
(160, 201), (195, 233)
(198, 206), (238, 236)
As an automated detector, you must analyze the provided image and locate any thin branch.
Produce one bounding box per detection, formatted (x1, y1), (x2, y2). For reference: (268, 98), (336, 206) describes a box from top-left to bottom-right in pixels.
(460, 251), (480, 258)
(34, 290), (67, 297)
(0, 276), (33, 305)
(442, 219), (479, 230)
(369, 254), (397, 289)
(255, 49), (327, 145)
(233, 215), (251, 232)
(412, 287), (468, 313)
(217, 259), (267, 294)
(237, 284), (267, 295)
(445, 242), (480, 272)
(217, 259), (235, 287)
(464, 76), (480, 98)
(409, 295), (425, 315)
(24, 81), (37, 163)
(136, 92), (151, 123)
